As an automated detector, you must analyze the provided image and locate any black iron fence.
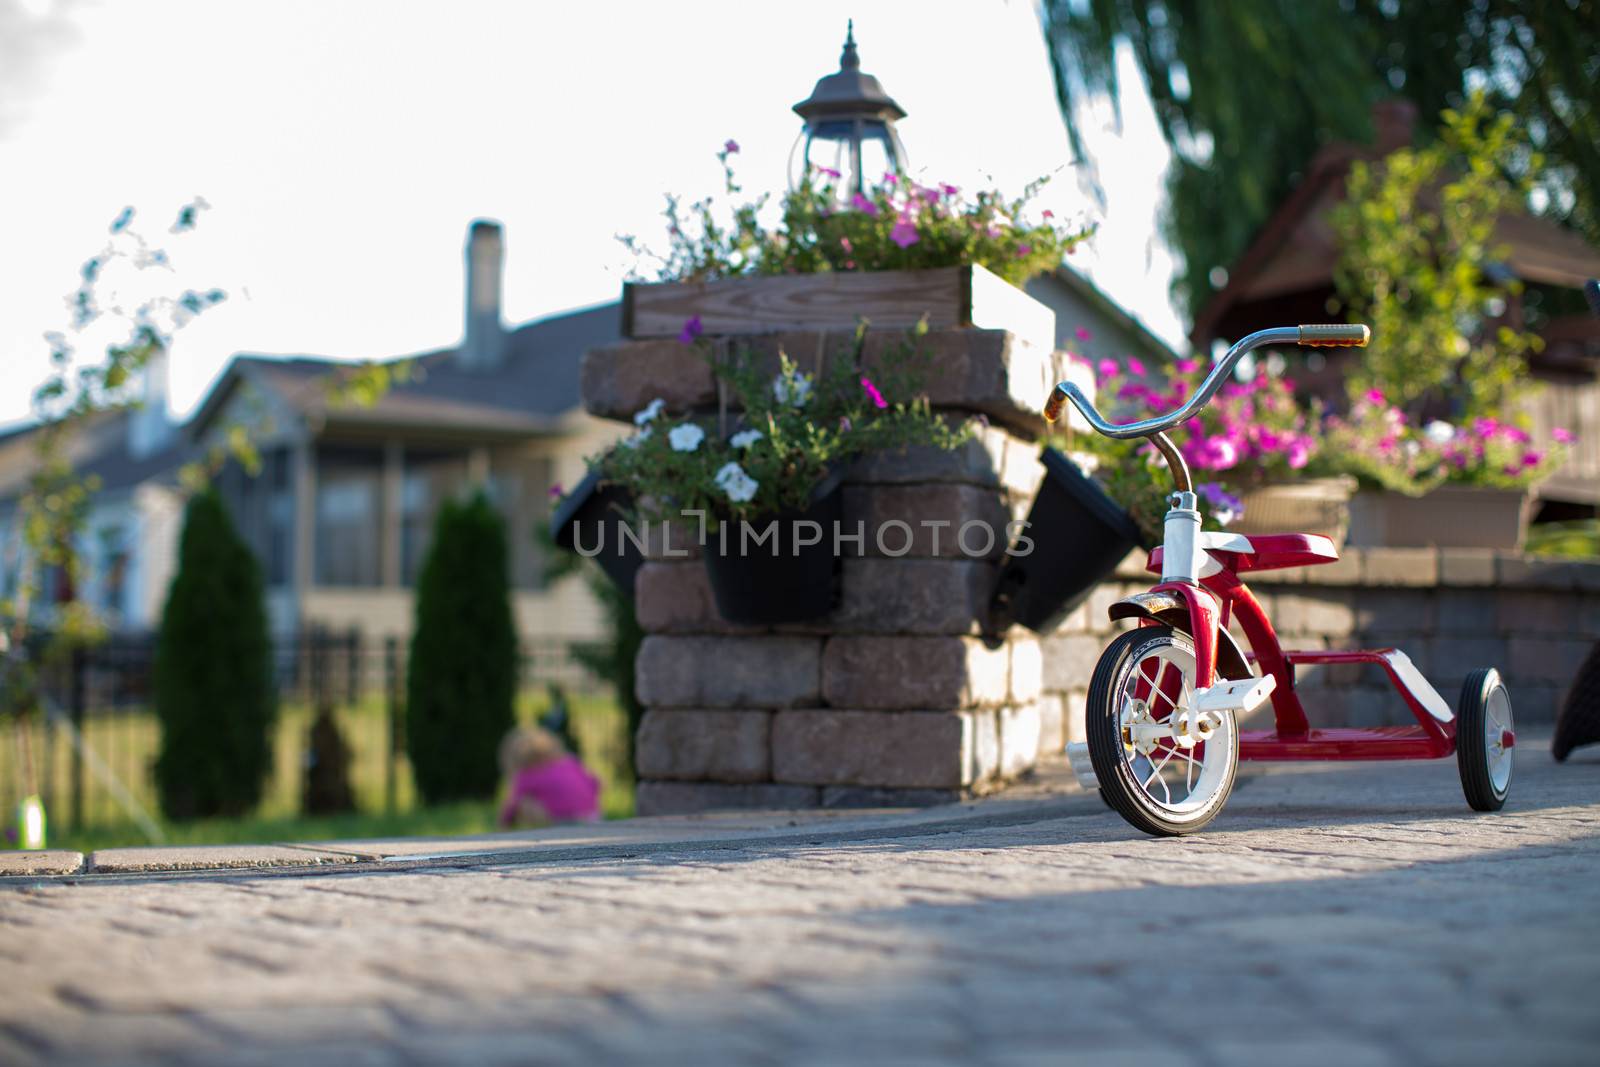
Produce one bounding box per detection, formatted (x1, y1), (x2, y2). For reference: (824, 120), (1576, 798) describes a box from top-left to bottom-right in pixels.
(1, 628), (613, 836)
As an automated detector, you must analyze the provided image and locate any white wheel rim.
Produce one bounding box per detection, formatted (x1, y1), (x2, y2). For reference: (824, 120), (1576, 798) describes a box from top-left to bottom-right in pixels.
(1115, 637), (1234, 822)
(1484, 685), (1513, 795)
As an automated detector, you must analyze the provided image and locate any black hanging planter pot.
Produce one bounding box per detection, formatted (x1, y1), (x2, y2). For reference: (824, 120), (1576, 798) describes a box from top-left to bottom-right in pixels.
(702, 468), (846, 625)
(987, 448), (1144, 636)
(551, 469), (644, 601)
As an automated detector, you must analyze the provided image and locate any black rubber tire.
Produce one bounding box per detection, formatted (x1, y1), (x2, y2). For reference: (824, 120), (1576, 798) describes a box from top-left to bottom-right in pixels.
(1086, 627), (1238, 837)
(1552, 642), (1600, 762)
(1457, 667), (1512, 812)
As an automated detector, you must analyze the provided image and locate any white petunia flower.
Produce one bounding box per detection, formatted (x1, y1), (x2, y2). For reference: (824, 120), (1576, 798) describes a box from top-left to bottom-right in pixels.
(633, 398), (666, 426)
(621, 426), (652, 449)
(668, 424), (705, 452)
(714, 461), (759, 503)
(771, 372), (812, 408)
(729, 429), (763, 449)
(1423, 420), (1455, 445)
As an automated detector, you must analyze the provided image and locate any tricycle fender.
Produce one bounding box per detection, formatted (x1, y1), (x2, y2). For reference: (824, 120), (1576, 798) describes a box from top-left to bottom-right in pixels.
(1107, 583), (1225, 689)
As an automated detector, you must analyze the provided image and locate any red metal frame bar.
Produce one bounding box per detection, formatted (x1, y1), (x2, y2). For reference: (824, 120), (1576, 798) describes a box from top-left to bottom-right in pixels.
(1150, 560), (1463, 763)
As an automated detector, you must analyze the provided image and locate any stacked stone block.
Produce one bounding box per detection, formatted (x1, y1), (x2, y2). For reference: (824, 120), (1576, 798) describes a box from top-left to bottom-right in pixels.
(581, 327), (1060, 815)
(1042, 547), (1600, 745)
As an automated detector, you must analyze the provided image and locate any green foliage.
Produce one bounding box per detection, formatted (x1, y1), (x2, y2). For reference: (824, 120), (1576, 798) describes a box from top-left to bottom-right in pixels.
(599, 322), (972, 523)
(406, 492), (518, 803)
(621, 143), (1091, 287)
(153, 489), (276, 819)
(1041, 0), (1600, 313)
(567, 572), (644, 775)
(4, 202), (226, 744)
(1333, 94), (1542, 423)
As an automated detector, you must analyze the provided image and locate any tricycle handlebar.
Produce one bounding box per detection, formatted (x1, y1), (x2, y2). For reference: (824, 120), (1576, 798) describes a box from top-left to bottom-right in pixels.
(1042, 324), (1370, 438)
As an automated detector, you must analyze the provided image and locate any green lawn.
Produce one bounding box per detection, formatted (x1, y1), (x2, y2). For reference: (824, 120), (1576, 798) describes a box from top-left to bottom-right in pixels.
(5, 689), (634, 853)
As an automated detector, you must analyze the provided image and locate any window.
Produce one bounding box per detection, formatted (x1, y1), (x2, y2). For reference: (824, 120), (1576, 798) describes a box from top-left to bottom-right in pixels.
(315, 446), (383, 586)
(214, 446), (292, 587)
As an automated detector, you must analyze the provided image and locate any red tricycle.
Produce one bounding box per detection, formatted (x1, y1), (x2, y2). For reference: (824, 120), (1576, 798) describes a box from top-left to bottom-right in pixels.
(1045, 324), (1515, 836)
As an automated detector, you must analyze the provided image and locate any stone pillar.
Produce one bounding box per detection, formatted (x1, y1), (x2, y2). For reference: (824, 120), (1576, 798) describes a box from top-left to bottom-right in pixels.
(581, 323), (1064, 814)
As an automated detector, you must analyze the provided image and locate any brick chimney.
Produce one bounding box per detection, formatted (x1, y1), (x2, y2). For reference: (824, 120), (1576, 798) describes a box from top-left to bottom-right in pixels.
(459, 219), (505, 371)
(1372, 98), (1418, 154)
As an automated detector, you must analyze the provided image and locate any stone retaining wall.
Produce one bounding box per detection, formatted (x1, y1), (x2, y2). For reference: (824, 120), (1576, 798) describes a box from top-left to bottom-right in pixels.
(1043, 548), (1600, 752)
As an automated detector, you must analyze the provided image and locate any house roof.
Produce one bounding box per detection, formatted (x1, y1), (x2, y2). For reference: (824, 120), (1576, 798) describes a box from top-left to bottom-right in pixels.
(1043, 265), (1181, 361)
(1192, 140), (1600, 345)
(191, 301), (621, 440)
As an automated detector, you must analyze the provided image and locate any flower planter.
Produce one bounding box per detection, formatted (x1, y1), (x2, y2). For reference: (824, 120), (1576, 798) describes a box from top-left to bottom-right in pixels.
(621, 263), (1056, 354)
(987, 448), (1144, 636)
(551, 469), (644, 599)
(1346, 486), (1532, 550)
(702, 469), (846, 625)
(1228, 476), (1356, 547)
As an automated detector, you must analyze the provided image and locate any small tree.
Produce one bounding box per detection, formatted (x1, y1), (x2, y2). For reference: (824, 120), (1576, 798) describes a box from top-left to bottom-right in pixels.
(1333, 93), (1543, 423)
(153, 489), (276, 819)
(407, 492), (517, 803)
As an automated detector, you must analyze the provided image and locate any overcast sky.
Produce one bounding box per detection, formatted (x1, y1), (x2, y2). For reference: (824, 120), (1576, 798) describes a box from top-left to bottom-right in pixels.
(0, 0), (1180, 427)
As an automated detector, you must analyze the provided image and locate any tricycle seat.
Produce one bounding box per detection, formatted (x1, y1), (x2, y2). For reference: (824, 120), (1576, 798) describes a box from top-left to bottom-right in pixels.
(1147, 533), (1340, 575)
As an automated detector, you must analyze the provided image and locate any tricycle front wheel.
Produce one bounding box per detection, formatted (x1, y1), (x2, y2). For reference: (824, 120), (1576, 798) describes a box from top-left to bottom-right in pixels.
(1086, 626), (1239, 837)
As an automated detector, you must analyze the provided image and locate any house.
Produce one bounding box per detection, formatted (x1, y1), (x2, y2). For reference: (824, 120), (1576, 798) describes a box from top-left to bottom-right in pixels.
(1026, 264), (1181, 365)
(0, 383), (192, 632)
(1192, 99), (1600, 517)
(1, 221), (625, 646)
(187, 221), (625, 642)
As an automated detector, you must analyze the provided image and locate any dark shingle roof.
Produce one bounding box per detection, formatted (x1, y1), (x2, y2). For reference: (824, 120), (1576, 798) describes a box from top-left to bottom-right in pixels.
(196, 301), (620, 438)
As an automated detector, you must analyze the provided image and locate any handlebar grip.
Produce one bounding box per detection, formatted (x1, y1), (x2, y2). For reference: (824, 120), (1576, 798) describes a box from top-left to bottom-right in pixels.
(1298, 324), (1371, 348)
(1584, 279), (1600, 318)
(1043, 383), (1068, 424)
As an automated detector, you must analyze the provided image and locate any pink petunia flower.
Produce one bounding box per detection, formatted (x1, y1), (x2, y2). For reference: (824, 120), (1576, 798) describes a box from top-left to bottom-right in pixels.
(1041, 209), (1054, 219)
(1127, 358), (1146, 377)
(851, 193), (879, 216)
(941, 183), (960, 197)
(1286, 438), (1312, 470)
(724, 139), (740, 154)
(1503, 426), (1531, 444)
(1365, 388), (1386, 405)
(1096, 358), (1119, 381)
(548, 484), (564, 500)
(1175, 358), (1199, 375)
(890, 219), (919, 249)
(1521, 450), (1544, 467)
(1015, 243), (1031, 257)
(859, 376), (888, 409)
(840, 236), (853, 253)
(818, 166), (842, 179)
(882, 172), (898, 186)
(1075, 326), (1092, 342)
(1553, 427), (1576, 444)
(678, 315), (704, 344)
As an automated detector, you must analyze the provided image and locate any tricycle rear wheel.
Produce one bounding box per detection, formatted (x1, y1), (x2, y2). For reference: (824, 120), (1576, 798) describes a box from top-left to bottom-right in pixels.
(1457, 667), (1513, 812)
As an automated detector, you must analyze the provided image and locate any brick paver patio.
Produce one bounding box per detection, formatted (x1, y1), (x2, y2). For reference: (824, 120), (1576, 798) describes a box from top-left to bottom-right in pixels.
(4, 746), (1599, 1066)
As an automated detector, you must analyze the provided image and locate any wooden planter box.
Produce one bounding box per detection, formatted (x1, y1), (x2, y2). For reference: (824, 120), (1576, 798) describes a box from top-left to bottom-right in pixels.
(621, 263), (1056, 353)
(1346, 486), (1532, 550)
(1229, 477), (1356, 547)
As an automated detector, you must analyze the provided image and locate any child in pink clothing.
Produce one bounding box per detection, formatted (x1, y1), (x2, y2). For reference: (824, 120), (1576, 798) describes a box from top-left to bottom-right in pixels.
(498, 726), (602, 828)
